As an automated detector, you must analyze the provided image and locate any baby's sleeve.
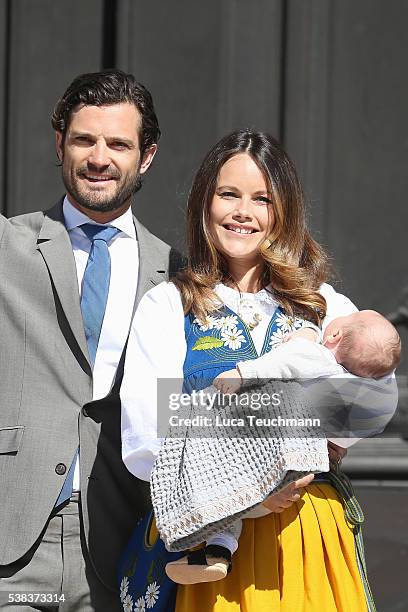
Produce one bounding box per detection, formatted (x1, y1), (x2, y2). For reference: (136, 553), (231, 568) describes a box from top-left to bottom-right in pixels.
(237, 338), (343, 382)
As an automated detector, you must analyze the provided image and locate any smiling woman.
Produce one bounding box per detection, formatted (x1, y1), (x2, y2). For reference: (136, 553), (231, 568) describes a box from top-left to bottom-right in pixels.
(174, 130), (328, 325)
(119, 129), (389, 611)
(209, 153), (274, 272)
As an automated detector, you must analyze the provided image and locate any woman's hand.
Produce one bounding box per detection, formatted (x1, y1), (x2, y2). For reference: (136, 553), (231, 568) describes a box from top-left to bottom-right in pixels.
(213, 368), (242, 394)
(283, 327), (319, 343)
(262, 474), (315, 512)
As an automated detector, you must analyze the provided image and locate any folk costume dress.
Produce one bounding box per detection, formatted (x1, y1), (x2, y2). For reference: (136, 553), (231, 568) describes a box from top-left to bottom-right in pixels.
(121, 282), (395, 612)
(149, 305), (331, 554)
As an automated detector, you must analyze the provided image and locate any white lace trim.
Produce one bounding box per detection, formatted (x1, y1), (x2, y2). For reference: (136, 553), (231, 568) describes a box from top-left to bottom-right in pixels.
(152, 443), (329, 551)
(214, 283), (278, 309)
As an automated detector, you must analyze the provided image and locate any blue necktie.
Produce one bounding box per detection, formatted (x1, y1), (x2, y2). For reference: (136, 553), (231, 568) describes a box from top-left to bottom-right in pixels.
(79, 224), (121, 366)
(55, 223), (121, 507)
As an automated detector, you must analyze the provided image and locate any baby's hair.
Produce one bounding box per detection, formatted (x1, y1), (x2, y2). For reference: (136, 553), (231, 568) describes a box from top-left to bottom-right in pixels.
(337, 318), (401, 379)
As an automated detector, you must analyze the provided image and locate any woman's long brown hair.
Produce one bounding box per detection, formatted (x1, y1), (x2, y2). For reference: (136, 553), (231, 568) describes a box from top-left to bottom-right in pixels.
(173, 130), (330, 325)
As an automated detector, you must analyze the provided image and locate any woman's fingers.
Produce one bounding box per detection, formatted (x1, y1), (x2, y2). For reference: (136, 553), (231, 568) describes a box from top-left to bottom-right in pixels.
(293, 473), (315, 489)
(213, 369), (242, 394)
(262, 474), (314, 512)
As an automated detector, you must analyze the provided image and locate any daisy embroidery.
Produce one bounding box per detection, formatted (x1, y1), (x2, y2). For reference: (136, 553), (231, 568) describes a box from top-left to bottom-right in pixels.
(213, 314), (239, 332)
(194, 315), (217, 331)
(135, 597), (146, 612)
(120, 577), (129, 602)
(145, 582), (160, 608)
(269, 328), (287, 348)
(123, 594), (134, 612)
(275, 312), (297, 333)
(221, 326), (247, 350)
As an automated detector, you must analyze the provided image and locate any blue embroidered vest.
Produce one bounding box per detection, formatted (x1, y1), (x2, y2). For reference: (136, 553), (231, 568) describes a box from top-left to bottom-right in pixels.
(183, 304), (306, 392)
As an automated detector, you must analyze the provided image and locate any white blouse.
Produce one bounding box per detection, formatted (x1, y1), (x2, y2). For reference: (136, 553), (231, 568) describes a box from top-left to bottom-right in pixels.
(121, 282), (398, 480)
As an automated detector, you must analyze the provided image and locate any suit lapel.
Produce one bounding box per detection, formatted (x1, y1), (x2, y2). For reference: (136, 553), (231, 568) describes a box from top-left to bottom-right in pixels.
(36, 208), (165, 376)
(133, 216), (167, 316)
(37, 201), (91, 371)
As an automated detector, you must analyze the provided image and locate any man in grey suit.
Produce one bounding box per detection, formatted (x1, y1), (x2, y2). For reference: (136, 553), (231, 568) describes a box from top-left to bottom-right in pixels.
(0, 70), (183, 610)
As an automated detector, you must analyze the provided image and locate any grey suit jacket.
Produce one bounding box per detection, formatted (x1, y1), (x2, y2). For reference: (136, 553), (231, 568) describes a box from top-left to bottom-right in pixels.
(0, 200), (184, 589)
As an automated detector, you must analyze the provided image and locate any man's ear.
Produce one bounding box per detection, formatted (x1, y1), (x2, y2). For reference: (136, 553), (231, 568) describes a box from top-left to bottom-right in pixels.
(55, 132), (63, 161)
(139, 144), (158, 175)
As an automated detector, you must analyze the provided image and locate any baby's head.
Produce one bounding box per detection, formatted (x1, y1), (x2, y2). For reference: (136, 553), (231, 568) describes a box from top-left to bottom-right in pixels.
(323, 310), (401, 379)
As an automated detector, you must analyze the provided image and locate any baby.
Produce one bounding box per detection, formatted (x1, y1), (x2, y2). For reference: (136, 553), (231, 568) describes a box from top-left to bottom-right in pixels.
(322, 310), (400, 378)
(215, 309), (401, 391)
(165, 310), (400, 584)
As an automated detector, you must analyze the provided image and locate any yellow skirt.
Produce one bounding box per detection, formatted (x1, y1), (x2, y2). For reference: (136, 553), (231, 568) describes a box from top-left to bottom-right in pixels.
(175, 483), (367, 612)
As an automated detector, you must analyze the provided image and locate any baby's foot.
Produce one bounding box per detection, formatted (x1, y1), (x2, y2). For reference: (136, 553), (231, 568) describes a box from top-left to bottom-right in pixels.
(165, 545), (232, 584)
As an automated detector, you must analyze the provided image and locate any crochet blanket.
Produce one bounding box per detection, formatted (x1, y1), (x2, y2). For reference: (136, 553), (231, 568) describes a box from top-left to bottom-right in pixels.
(151, 379), (329, 551)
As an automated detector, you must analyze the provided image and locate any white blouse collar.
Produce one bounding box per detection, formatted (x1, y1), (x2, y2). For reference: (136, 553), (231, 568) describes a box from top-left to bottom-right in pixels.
(214, 283), (278, 307)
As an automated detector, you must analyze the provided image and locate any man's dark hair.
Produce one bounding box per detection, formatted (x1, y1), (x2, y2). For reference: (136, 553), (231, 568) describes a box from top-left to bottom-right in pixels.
(51, 69), (160, 156)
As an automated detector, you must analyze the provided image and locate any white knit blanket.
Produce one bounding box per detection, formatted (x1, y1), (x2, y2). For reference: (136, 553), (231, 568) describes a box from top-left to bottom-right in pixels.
(151, 379), (329, 551)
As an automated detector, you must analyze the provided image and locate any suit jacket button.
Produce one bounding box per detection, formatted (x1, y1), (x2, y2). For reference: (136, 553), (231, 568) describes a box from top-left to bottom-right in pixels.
(55, 463), (67, 475)
(83, 407), (89, 417)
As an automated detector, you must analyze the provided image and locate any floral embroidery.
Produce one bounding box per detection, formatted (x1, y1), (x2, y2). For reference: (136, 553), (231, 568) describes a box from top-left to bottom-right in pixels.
(269, 328), (287, 348)
(123, 593), (134, 612)
(213, 314), (239, 332)
(275, 312), (297, 333)
(120, 577), (129, 603)
(193, 315), (218, 331)
(221, 327), (247, 350)
(194, 313), (239, 333)
(145, 581), (160, 608)
(274, 312), (315, 335)
(192, 313), (246, 351)
(135, 597), (146, 612)
(294, 317), (309, 330)
(192, 336), (224, 351)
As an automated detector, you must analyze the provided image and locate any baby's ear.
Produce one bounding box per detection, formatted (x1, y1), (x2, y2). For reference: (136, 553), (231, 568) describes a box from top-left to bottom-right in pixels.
(323, 328), (343, 348)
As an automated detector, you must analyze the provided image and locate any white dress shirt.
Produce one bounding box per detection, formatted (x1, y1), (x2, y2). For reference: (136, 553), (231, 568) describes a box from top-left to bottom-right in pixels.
(121, 281), (398, 480)
(63, 196), (139, 489)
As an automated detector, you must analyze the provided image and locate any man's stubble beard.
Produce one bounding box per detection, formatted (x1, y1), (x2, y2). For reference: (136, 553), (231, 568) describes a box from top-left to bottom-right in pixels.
(62, 164), (142, 213)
